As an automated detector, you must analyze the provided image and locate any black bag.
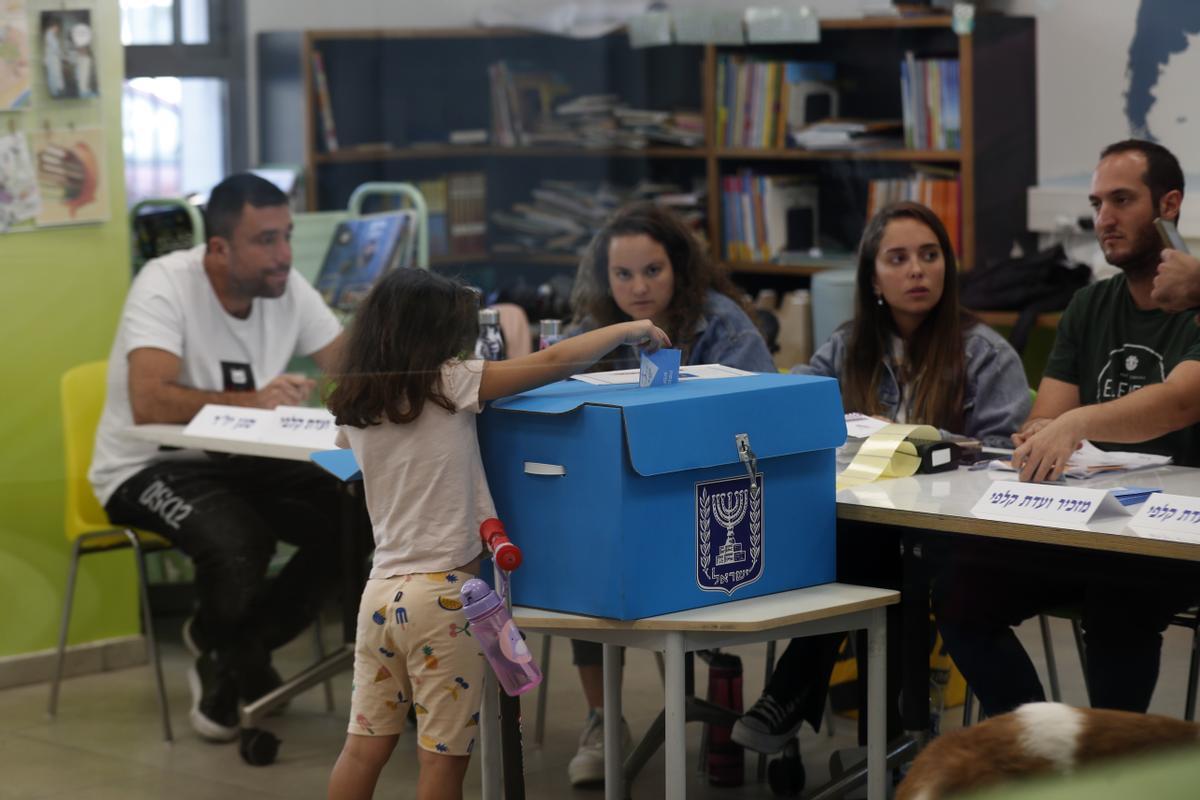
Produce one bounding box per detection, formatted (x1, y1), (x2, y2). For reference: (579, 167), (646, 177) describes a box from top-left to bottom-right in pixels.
(960, 245), (1091, 353)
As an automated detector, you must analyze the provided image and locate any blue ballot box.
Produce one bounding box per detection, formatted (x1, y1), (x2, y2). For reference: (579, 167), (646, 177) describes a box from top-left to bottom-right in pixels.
(477, 373), (846, 620)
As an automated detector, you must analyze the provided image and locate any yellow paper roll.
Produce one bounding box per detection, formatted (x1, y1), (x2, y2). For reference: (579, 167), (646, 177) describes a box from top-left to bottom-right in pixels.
(836, 423), (940, 491)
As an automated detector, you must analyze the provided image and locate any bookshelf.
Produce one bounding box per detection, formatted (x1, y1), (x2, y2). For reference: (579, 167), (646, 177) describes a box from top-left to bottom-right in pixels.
(282, 14), (1034, 279)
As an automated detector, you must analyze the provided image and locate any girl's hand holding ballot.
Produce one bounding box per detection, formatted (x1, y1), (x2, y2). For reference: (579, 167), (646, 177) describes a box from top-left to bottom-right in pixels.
(478, 319), (670, 401)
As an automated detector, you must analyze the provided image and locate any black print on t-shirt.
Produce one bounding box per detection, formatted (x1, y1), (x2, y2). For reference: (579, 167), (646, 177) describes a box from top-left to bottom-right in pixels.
(221, 361), (256, 392)
(1096, 344), (1166, 401)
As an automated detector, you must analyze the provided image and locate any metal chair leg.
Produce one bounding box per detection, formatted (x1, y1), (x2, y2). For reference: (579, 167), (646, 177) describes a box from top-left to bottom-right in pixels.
(48, 537), (85, 719)
(1070, 619), (1091, 704)
(1186, 622), (1200, 722)
(312, 615), (335, 712)
(126, 530), (173, 742)
(534, 635), (552, 746)
(1038, 614), (1062, 703)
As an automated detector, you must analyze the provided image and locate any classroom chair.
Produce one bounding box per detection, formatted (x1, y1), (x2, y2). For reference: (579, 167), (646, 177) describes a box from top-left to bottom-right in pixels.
(49, 360), (177, 741)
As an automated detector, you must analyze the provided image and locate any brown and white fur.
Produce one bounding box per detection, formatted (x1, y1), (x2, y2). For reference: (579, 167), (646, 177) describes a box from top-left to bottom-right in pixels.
(896, 702), (1200, 800)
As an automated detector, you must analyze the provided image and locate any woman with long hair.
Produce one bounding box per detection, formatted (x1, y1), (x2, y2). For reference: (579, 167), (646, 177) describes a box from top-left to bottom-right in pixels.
(731, 202), (1030, 780)
(564, 201), (775, 786)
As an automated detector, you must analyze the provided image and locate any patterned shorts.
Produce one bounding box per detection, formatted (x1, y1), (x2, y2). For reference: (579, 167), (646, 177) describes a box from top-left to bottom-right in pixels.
(348, 572), (485, 756)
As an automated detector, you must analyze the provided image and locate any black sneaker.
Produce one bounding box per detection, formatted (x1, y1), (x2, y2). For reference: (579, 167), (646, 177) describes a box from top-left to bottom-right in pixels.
(187, 652), (240, 742)
(731, 690), (806, 754)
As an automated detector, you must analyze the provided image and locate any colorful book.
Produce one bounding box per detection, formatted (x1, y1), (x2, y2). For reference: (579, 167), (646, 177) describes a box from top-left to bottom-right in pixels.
(314, 212), (415, 311)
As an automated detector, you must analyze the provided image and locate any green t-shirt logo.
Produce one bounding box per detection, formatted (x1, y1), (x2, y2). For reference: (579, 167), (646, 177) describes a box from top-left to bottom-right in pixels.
(1097, 344), (1165, 401)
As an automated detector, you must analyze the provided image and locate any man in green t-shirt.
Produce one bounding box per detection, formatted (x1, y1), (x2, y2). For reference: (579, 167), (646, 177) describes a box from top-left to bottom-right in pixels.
(1013, 139), (1200, 479)
(933, 139), (1200, 719)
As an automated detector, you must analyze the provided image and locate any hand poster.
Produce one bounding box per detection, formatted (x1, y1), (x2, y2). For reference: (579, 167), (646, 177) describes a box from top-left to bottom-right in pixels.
(30, 126), (108, 226)
(40, 8), (96, 100)
(0, 0), (31, 109)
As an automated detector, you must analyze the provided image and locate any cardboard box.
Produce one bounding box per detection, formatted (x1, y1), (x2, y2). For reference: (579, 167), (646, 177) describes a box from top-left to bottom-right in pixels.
(478, 373), (846, 619)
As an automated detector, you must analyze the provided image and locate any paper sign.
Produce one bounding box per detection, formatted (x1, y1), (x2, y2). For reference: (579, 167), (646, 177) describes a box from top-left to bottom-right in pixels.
(183, 404), (337, 449)
(1126, 494), (1200, 541)
(640, 348), (681, 387)
(262, 405), (338, 449)
(183, 405), (274, 442)
(971, 480), (1132, 528)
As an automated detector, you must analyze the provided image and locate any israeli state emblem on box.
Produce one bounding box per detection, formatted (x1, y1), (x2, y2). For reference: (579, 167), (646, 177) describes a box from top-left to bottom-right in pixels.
(696, 473), (764, 595)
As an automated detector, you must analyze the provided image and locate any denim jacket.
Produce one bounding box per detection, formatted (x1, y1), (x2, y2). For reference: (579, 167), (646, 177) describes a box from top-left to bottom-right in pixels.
(796, 322), (1031, 447)
(572, 290), (777, 373)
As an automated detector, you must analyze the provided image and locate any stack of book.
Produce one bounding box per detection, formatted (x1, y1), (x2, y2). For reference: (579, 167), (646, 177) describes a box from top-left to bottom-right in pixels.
(488, 62), (704, 150)
(490, 179), (705, 256)
(866, 167), (961, 255)
(899, 53), (960, 150)
(716, 57), (836, 149)
(447, 172), (487, 256)
(788, 119), (903, 151)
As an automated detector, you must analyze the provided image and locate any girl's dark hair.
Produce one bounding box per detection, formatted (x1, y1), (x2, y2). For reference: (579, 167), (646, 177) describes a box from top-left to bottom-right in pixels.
(327, 268), (479, 427)
(570, 202), (757, 361)
(841, 201), (973, 432)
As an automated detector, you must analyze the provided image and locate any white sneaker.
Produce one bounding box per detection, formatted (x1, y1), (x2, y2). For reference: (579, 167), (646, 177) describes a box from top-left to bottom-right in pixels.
(567, 710), (632, 787)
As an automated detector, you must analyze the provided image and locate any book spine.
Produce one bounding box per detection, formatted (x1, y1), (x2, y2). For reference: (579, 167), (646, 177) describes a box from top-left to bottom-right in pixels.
(311, 50), (339, 152)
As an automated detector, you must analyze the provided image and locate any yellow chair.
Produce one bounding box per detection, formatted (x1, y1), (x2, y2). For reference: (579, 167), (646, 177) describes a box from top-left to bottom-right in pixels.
(49, 360), (176, 741)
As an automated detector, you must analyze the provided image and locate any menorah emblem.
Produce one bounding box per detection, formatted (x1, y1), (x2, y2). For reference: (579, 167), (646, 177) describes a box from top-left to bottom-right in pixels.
(696, 474), (763, 595)
(714, 489), (748, 566)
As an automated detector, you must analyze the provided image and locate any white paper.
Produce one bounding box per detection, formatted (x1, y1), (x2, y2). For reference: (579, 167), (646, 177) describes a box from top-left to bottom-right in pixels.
(986, 440), (1171, 480)
(971, 480), (1131, 529)
(844, 413), (890, 439)
(570, 363), (754, 385)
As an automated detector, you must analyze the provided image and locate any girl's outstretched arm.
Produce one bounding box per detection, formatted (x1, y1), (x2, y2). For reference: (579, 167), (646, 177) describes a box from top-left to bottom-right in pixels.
(478, 320), (670, 402)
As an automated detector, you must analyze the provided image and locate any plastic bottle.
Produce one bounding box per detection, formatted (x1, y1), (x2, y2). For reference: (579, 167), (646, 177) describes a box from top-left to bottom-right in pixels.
(460, 578), (542, 696)
(538, 318), (563, 350)
(475, 308), (506, 361)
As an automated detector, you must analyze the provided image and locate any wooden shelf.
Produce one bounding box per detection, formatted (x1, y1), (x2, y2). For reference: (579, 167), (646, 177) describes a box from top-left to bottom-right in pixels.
(818, 15), (954, 31)
(315, 146), (709, 165)
(715, 148), (961, 163)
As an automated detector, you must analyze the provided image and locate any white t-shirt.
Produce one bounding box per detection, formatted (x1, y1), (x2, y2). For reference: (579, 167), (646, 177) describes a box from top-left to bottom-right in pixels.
(89, 245), (342, 505)
(336, 360), (494, 579)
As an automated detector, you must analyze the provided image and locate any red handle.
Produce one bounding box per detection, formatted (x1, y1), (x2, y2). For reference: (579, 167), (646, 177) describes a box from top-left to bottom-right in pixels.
(479, 518), (522, 572)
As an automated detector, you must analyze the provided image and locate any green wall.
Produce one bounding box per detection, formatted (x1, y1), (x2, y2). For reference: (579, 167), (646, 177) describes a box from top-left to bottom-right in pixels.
(0, 0), (137, 658)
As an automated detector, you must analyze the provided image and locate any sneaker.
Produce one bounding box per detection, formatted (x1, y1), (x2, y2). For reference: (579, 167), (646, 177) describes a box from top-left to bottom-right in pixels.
(731, 690), (806, 754)
(187, 652), (240, 742)
(567, 709), (632, 787)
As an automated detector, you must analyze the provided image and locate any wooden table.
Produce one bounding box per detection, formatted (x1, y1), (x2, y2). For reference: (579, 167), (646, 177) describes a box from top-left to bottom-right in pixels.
(512, 584), (899, 800)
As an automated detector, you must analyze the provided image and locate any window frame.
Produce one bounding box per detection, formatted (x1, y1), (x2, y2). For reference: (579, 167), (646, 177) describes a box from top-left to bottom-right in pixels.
(122, 0), (247, 173)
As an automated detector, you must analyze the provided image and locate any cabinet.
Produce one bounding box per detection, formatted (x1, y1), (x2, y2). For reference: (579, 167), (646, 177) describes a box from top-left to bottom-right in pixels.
(288, 14), (1034, 276)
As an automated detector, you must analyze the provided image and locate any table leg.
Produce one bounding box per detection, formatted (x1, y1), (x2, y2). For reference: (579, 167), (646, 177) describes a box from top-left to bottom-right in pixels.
(867, 607), (887, 800)
(665, 632), (686, 800)
(901, 533), (930, 734)
(479, 669), (501, 800)
(604, 643), (624, 800)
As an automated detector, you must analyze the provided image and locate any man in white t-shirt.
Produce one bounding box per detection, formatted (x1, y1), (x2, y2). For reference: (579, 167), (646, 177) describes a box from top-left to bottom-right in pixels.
(90, 173), (344, 743)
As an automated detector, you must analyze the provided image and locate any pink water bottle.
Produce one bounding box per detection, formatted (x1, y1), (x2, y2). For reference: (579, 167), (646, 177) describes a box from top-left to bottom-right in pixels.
(460, 578), (542, 696)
